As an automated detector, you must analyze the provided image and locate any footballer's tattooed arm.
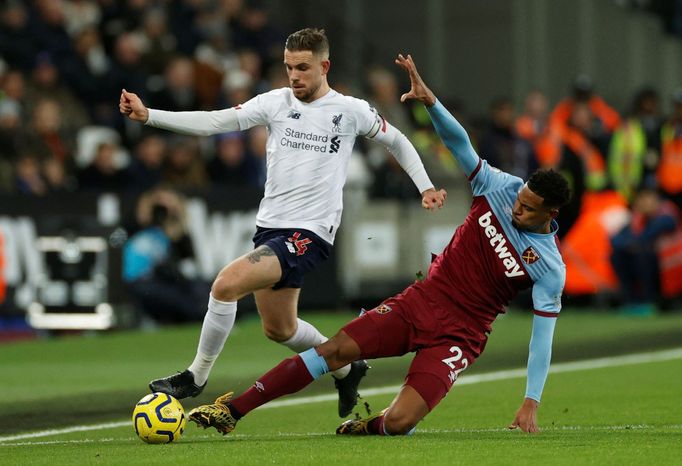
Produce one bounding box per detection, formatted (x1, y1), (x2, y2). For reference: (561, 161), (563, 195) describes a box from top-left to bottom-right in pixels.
(246, 246), (277, 264)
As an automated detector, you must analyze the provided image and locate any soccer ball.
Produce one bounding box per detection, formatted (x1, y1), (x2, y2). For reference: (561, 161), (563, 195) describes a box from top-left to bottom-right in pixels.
(132, 392), (186, 444)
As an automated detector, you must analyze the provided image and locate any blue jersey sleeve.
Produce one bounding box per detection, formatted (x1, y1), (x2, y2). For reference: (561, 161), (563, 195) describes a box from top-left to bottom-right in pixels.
(531, 267), (565, 315)
(426, 100), (479, 176)
(525, 314), (557, 402)
(426, 100), (521, 196)
(469, 160), (522, 197)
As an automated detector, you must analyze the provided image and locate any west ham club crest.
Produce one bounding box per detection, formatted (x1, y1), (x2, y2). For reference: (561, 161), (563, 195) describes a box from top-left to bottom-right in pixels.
(521, 246), (540, 264)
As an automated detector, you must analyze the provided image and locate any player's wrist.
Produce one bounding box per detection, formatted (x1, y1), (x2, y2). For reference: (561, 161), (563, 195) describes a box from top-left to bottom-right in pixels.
(422, 92), (436, 107)
(523, 397), (540, 408)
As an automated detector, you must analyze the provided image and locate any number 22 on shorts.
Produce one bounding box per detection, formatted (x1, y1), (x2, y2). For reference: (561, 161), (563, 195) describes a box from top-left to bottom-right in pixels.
(442, 346), (469, 384)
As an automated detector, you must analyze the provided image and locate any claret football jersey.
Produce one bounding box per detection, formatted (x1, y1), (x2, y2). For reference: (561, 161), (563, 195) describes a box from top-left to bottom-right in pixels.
(418, 159), (566, 333)
(235, 88), (387, 244)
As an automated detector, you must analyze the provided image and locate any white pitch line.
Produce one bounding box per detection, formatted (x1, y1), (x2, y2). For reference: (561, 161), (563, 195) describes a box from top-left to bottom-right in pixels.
(261, 347), (682, 408)
(2, 424), (682, 448)
(1, 347), (681, 444)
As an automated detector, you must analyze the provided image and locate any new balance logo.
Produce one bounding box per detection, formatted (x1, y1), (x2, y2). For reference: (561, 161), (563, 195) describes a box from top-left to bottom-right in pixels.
(329, 136), (341, 153)
(287, 110), (301, 119)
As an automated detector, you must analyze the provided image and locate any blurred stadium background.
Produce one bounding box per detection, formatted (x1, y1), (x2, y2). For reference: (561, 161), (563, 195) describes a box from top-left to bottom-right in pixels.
(1, 0), (682, 336)
(2, 2), (682, 463)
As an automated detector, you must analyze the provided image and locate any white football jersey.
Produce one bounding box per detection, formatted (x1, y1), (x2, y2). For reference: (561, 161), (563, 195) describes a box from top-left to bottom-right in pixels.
(235, 87), (389, 244)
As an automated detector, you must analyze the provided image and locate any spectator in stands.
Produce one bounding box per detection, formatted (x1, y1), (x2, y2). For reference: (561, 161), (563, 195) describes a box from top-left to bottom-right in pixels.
(166, 0), (203, 55)
(193, 23), (235, 108)
(611, 184), (679, 315)
(230, 3), (283, 71)
(1, 69), (26, 105)
(479, 96), (536, 179)
(138, 8), (177, 76)
(0, 69), (26, 184)
(538, 75), (620, 177)
(0, 98), (23, 162)
(24, 97), (75, 170)
(515, 90), (549, 153)
(109, 32), (149, 105)
(150, 56), (200, 112)
(0, 1), (37, 71)
(209, 132), (262, 188)
(632, 87), (664, 153)
(549, 74), (621, 153)
(43, 157), (72, 193)
(77, 141), (126, 192)
(222, 68), (254, 108)
(403, 97), (468, 186)
(62, 26), (113, 124)
(29, 0), (76, 68)
(24, 52), (90, 134)
(62, 0), (102, 39)
(126, 133), (168, 193)
(365, 67), (419, 200)
(367, 66), (413, 130)
(14, 154), (46, 196)
(162, 136), (208, 189)
(656, 89), (682, 210)
(73, 26), (110, 80)
(555, 102), (608, 237)
(246, 127), (268, 189)
(608, 88), (663, 202)
(265, 61), (290, 90)
(123, 187), (209, 323)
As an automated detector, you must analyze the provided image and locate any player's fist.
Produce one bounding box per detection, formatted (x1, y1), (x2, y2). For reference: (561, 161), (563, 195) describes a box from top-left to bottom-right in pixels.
(119, 89), (149, 122)
(421, 188), (447, 211)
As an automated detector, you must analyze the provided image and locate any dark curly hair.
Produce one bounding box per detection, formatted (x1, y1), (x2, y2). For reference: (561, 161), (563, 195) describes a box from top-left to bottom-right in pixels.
(285, 28), (329, 57)
(527, 169), (571, 209)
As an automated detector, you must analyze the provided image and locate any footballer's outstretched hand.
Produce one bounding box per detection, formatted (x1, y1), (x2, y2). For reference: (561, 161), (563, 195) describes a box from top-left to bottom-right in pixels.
(508, 398), (540, 433)
(421, 188), (447, 211)
(395, 54), (437, 107)
(119, 89), (149, 122)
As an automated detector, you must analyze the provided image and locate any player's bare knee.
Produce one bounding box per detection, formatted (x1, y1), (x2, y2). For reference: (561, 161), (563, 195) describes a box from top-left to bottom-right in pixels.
(211, 275), (240, 302)
(263, 323), (295, 343)
(383, 410), (420, 435)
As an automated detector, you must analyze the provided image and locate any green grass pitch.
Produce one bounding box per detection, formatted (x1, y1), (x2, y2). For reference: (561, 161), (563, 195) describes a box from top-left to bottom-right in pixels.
(1, 310), (681, 465)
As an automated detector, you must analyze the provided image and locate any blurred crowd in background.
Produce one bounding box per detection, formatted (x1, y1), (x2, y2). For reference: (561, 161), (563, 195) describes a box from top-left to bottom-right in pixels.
(2, 0), (682, 318)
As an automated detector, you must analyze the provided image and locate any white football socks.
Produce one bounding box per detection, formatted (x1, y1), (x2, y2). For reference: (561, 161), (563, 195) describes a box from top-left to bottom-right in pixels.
(188, 295), (237, 386)
(281, 318), (351, 379)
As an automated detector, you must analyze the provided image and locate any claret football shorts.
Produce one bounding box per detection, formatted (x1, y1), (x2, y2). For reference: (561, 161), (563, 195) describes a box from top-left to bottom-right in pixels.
(342, 285), (486, 410)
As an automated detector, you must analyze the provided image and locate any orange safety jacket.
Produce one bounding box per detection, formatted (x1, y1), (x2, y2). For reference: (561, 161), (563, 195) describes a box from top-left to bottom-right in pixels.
(657, 122), (682, 195)
(550, 96), (622, 134)
(536, 124), (607, 190)
(561, 190), (627, 295)
(515, 115), (544, 142)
